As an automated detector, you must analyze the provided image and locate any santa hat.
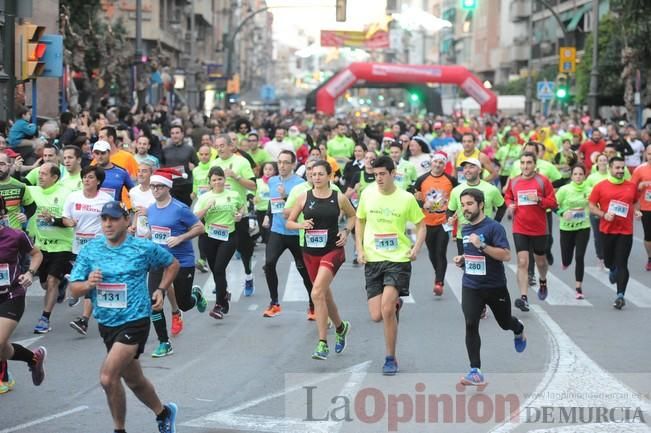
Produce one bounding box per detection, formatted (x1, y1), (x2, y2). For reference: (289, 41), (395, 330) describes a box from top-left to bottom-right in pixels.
(150, 168), (186, 188)
(432, 151), (448, 163)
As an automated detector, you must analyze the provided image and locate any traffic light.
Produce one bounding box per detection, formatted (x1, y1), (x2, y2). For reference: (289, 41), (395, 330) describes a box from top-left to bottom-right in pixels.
(555, 74), (569, 102)
(410, 93), (419, 102)
(461, 0), (478, 10)
(17, 23), (46, 80)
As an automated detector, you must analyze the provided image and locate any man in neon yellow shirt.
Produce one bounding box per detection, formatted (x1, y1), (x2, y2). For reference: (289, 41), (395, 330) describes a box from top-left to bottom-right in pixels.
(355, 156), (425, 376)
(60, 145), (83, 192)
(29, 163), (74, 334)
(327, 123), (355, 166)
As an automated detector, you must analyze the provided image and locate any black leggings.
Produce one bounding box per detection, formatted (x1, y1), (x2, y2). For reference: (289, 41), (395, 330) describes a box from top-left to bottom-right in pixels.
(559, 228), (590, 283)
(148, 266), (196, 343)
(235, 218), (254, 274)
(589, 214), (604, 260)
(462, 286), (523, 369)
(264, 232), (313, 306)
(205, 233), (238, 304)
(425, 225), (449, 283)
(256, 210), (270, 244)
(602, 233), (633, 295)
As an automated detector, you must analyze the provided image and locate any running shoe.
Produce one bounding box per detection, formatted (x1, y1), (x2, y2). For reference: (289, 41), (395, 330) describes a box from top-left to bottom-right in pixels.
(537, 279), (548, 301)
(0, 383), (8, 394)
(69, 317), (88, 336)
(33, 316), (51, 334)
(460, 368), (485, 386)
(528, 274), (537, 287)
(209, 304), (224, 320)
(263, 303), (282, 318)
(575, 288), (584, 300)
(157, 402), (178, 433)
(514, 297), (530, 312)
(613, 294), (625, 310)
(514, 325), (527, 353)
(608, 267), (618, 284)
(244, 279), (255, 297)
(56, 275), (69, 304)
(2, 370), (15, 390)
(152, 342), (173, 358)
(192, 285), (207, 313)
(222, 291), (232, 314)
(646, 261), (651, 272)
(335, 321), (350, 354)
(433, 281), (444, 296)
(480, 305), (489, 320)
(30, 346), (47, 386)
(306, 307), (316, 321)
(382, 356), (399, 376)
(170, 312), (184, 337)
(312, 341), (329, 360)
(67, 296), (80, 308)
(396, 298), (404, 323)
(196, 259), (209, 273)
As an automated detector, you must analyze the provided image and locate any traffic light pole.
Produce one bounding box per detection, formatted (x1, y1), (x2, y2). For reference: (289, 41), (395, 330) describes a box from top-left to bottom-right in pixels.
(1, 0), (17, 122)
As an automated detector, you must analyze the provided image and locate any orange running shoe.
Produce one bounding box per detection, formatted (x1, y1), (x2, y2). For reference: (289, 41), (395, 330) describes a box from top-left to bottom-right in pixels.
(433, 282), (444, 296)
(263, 304), (282, 318)
(307, 307), (316, 321)
(171, 311), (184, 337)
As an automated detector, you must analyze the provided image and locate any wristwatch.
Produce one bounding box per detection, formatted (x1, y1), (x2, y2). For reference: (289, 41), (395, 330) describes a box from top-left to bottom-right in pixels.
(27, 269), (37, 277)
(479, 241), (487, 251)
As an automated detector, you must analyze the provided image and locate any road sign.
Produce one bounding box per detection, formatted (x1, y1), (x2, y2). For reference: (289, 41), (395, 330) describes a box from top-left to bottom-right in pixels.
(39, 34), (63, 78)
(559, 46), (576, 73)
(537, 81), (555, 100)
(260, 84), (276, 101)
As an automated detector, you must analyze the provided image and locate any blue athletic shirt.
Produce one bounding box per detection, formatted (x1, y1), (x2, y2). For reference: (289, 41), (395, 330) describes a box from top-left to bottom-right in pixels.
(461, 217), (509, 290)
(147, 198), (198, 267)
(101, 165), (135, 201)
(70, 235), (174, 327)
(268, 174), (304, 236)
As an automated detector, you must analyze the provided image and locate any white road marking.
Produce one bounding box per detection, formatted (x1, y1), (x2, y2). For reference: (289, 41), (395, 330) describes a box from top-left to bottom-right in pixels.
(13, 336), (43, 348)
(282, 261), (309, 303)
(444, 263), (464, 303)
(201, 259), (257, 302)
(489, 305), (651, 433)
(403, 293), (416, 304)
(0, 406), (88, 433)
(183, 361), (372, 432)
(507, 264), (591, 306)
(586, 266), (651, 308)
(248, 304), (259, 311)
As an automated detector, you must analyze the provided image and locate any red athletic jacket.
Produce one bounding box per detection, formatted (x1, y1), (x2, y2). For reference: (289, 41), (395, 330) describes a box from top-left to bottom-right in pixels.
(505, 174), (558, 236)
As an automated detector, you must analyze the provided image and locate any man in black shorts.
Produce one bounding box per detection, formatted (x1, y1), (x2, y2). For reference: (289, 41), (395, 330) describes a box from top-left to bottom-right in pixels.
(355, 156), (425, 376)
(69, 202), (180, 433)
(0, 196), (47, 393)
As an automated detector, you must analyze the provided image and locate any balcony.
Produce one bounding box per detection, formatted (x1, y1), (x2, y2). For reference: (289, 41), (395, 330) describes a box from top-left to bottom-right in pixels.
(511, 36), (529, 61)
(510, 0), (530, 23)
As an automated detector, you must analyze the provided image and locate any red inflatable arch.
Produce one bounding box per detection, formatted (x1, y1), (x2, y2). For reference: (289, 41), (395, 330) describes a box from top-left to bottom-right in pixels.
(316, 62), (498, 115)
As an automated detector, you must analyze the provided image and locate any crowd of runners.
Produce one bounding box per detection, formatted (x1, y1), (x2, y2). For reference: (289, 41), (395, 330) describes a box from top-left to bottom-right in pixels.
(0, 105), (649, 432)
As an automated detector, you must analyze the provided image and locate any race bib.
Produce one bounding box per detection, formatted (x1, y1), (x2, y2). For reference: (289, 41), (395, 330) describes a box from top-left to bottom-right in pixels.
(100, 187), (116, 199)
(442, 222), (453, 232)
(136, 215), (150, 238)
(570, 208), (586, 221)
(464, 255), (486, 276)
(150, 225), (171, 244)
(74, 233), (97, 251)
(0, 263), (10, 286)
(517, 189), (538, 206)
(457, 168), (466, 183)
(270, 198), (285, 214)
(374, 233), (398, 251)
(36, 216), (52, 229)
(96, 283), (127, 308)
(645, 189), (651, 202)
(208, 223), (229, 241)
(607, 200), (629, 218)
(261, 191), (270, 200)
(394, 173), (404, 185)
(305, 229), (328, 248)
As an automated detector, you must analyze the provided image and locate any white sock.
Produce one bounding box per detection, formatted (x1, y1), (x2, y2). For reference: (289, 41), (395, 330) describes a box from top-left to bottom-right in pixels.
(245, 274), (253, 281)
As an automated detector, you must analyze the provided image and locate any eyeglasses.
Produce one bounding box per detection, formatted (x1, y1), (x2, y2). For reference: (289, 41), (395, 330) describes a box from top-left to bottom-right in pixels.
(150, 184), (168, 190)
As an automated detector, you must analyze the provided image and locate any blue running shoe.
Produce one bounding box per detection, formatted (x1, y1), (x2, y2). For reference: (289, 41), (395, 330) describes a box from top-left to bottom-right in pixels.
(608, 267), (618, 284)
(335, 321), (350, 354)
(514, 329), (527, 353)
(461, 368), (485, 386)
(382, 356), (399, 375)
(312, 341), (329, 360)
(157, 402), (178, 433)
(244, 279), (254, 297)
(613, 294), (625, 310)
(33, 316), (51, 334)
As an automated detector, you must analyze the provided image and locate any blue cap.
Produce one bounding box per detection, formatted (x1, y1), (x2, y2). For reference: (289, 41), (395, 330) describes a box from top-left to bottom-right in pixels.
(100, 201), (129, 218)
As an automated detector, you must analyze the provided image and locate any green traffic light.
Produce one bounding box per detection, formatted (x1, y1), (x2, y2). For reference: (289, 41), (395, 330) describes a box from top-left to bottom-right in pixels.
(410, 93), (419, 102)
(556, 87), (568, 99)
(461, 0), (477, 10)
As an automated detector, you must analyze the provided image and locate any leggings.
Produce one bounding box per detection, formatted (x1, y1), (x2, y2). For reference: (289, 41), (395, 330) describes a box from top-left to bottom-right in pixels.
(264, 232), (313, 306)
(256, 210), (270, 244)
(559, 228), (590, 282)
(235, 218), (254, 274)
(589, 214), (604, 260)
(425, 225), (449, 284)
(204, 233), (238, 304)
(149, 266), (196, 343)
(462, 286), (523, 369)
(602, 233), (633, 295)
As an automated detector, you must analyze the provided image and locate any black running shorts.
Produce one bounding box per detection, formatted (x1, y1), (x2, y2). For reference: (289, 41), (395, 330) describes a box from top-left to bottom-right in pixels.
(98, 317), (150, 359)
(364, 261), (411, 300)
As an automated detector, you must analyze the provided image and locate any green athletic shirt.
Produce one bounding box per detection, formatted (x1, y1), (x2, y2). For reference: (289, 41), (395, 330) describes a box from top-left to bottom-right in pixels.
(210, 154), (255, 202)
(326, 136), (355, 159)
(250, 148), (273, 169)
(285, 181), (341, 247)
(0, 177), (33, 229)
(509, 158), (561, 182)
(255, 178), (270, 211)
(585, 170), (608, 189)
(590, 164), (631, 180)
(495, 144), (521, 176)
(192, 162), (211, 196)
(448, 180), (504, 239)
(59, 172), (82, 192)
(193, 189), (244, 234)
(555, 181), (591, 231)
(25, 164), (68, 186)
(28, 183), (73, 252)
(356, 183), (424, 263)
(394, 159), (417, 190)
